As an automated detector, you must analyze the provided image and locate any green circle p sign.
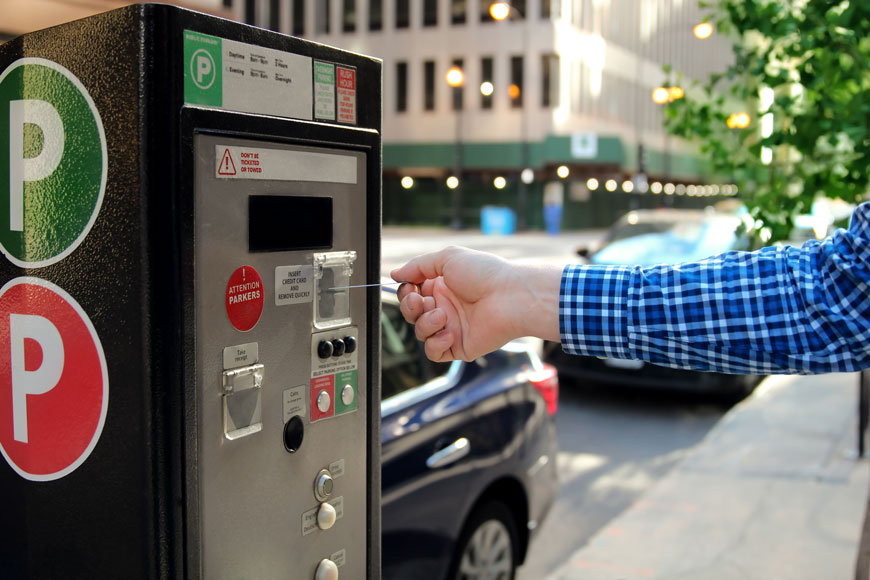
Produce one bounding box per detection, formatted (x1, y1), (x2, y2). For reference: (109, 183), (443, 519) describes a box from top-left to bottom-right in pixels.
(0, 58), (106, 268)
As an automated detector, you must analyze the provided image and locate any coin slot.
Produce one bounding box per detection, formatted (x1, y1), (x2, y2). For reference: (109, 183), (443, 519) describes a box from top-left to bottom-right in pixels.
(283, 415), (305, 453)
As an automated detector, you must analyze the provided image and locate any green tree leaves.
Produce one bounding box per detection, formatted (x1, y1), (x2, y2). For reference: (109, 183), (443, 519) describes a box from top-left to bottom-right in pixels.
(665, 0), (870, 241)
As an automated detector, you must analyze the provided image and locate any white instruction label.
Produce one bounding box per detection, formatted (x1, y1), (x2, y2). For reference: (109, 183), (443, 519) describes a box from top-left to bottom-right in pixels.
(330, 549), (347, 567)
(223, 342), (259, 370)
(276, 265), (313, 305)
(184, 30), (313, 120)
(283, 385), (307, 422)
(223, 39), (312, 118)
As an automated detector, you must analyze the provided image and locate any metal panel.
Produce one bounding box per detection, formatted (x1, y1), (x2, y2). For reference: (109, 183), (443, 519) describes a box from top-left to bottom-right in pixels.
(193, 134), (369, 579)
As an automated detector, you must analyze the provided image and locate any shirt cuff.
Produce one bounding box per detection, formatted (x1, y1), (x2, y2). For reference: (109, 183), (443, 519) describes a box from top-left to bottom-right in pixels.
(559, 264), (633, 359)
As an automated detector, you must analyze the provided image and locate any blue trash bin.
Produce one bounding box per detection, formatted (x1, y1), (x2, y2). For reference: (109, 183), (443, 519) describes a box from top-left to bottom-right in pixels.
(481, 206), (517, 235)
(544, 204), (563, 235)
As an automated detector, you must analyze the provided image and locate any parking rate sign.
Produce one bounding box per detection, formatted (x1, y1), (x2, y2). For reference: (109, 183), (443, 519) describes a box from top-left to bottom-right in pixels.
(0, 58), (107, 268)
(0, 278), (108, 481)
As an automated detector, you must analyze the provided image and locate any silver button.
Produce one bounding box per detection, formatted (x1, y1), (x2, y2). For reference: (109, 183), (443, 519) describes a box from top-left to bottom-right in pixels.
(317, 390), (331, 413)
(315, 558), (339, 580)
(314, 469), (334, 501)
(317, 502), (337, 530)
(341, 384), (355, 406)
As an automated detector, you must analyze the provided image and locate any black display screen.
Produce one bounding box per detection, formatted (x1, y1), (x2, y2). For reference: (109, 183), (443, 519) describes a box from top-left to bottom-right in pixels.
(248, 195), (333, 252)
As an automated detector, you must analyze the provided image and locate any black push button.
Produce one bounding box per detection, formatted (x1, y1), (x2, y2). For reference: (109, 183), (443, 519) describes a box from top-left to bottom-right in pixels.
(331, 338), (346, 357)
(344, 335), (357, 354)
(318, 340), (333, 359)
(283, 416), (304, 453)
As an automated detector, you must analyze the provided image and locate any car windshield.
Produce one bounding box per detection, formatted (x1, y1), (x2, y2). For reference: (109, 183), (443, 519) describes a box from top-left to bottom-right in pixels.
(592, 213), (740, 266)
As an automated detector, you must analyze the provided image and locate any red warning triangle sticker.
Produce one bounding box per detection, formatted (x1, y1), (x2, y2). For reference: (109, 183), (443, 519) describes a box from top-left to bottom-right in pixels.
(218, 148), (237, 175)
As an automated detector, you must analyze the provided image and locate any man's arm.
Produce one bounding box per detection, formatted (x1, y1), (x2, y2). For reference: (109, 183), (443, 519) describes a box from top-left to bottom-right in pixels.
(565, 205), (870, 374)
(394, 204), (870, 374)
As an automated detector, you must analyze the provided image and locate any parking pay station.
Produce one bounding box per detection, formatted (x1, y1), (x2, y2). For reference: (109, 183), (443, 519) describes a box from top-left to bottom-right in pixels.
(0, 5), (381, 579)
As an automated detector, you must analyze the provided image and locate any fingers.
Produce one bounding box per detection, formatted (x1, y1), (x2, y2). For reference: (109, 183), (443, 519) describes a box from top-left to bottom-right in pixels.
(390, 246), (465, 285)
(396, 282), (418, 302)
(390, 253), (440, 285)
(397, 291), (422, 324)
(396, 280), (436, 304)
(392, 249), (470, 363)
(413, 307), (446, 343)
(423, 329), (455, 362)
(415, 307), (456, 362)
(397, 284), (436, 324)
(396, 285), (454, 361)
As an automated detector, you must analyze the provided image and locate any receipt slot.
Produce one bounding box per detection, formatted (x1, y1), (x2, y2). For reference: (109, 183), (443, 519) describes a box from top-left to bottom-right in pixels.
(0, 5), (381, 580)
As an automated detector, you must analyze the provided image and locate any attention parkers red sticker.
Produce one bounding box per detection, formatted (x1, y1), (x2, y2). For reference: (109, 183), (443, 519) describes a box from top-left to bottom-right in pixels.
(226, 265), (264, 332)
(0, 277), (108, 481)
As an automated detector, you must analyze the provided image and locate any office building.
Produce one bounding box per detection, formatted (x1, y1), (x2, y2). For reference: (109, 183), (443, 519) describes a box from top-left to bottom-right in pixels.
(3, 0), (739, 228)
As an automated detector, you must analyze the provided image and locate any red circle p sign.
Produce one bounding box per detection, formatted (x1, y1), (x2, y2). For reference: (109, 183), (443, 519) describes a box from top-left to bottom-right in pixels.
(0, 277), (108, 481)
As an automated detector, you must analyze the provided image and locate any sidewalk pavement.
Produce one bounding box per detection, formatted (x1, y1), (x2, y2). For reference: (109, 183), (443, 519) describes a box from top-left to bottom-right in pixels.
(548, 372), (870, 580)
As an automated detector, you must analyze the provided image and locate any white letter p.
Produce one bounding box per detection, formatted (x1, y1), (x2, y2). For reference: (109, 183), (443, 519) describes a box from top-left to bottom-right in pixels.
(10, 313), (64, 443)
(9, 99), (65, 232)
(197, 55), (213, 85)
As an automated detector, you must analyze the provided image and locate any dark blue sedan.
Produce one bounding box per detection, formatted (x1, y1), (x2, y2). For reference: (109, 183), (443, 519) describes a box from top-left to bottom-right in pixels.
(380, 289), (559, 580)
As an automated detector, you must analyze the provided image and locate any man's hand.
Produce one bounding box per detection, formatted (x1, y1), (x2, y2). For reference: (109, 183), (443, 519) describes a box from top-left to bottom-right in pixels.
(391, 246), (562, 362)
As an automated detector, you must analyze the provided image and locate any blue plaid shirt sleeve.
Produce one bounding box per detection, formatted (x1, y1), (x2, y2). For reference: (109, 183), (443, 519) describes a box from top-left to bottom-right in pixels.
(560, 203), (870, 374)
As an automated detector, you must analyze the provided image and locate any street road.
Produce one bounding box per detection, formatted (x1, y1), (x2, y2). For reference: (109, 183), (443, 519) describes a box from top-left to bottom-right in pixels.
(382, 227), (735, 579)
(516, 384), (729, 579)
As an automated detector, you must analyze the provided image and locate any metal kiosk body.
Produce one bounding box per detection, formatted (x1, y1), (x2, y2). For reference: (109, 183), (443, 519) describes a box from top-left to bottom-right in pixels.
(0, 5), (382, 579)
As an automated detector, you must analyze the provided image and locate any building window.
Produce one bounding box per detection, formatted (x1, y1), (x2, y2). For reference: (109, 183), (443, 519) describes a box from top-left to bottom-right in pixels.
(424, 60), (436, 111)
(542, 54), (560, 107)
(451, 0), (466, 24)
(510, 56), (524, 108)
(396, 61), (408, 112)
(269, 0), (281, 31)
(396, 0), (410, 28)
(580, 0), (592, 31)
(292, 0), (305, 35)
(450, 58), (464, 111)
(316, 0), (331, 34)
(480, 1), (494, 22)
(482, 0), (524, 21)
(570, 59), (582, 113)
(370, 0), (383, 31)
(480, 56), (494, 109)
(343, 0), (356, 32)
(244, 0), (256, 25)
(541, 0), (561, 19)
(424, 0), (438, 26)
